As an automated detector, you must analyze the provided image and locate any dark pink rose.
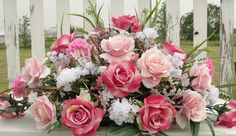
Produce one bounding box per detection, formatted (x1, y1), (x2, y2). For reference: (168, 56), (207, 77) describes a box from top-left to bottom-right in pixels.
(137, 95), (176, 133)
(51, 33), (75, 53)
(61, 97), (105, 136)
(112, 15), (141, 33)
(30, 96), (57, 129)
(216, 100), (236, 128)
(66, 38), (92, 60)
(101, 61), (142, 98)
(205, 58), (214, 77)
(163, 42), (185, 56)
(11, 75), (26, 98)
(0, 100), (24, 119)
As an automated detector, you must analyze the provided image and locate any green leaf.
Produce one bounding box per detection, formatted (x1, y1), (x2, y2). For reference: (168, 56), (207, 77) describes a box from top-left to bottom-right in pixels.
(142, 0), (161, 28)
(96, 4), (104, 26)
(190, 121), (200, 136)
(69, 13), (96, 28)
(158, 131), (169, 136)
(205, 118), (215, 136)
(111, 123), (141, 136)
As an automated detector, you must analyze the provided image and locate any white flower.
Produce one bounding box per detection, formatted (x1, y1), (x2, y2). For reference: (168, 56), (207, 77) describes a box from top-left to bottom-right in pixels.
(28, 91), (38, 103)
(79, 89), (91, 102)
(170, 69), (182, 79)
(101, 89), (114, 107)
(143, 28), (158, 39)
(108, 98), (139, 125)
(208, 86), (219, 105)
(39, 67), (51, 79)
(135, 32), (145, 40)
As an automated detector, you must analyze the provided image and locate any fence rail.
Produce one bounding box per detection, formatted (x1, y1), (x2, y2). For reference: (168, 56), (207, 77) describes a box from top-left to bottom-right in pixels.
(2, 0), (235, 93)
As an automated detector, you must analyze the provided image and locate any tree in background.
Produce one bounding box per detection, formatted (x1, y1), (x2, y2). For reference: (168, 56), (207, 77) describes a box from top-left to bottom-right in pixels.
(180, 3), (220, 41)
(19, 15), (31, 48)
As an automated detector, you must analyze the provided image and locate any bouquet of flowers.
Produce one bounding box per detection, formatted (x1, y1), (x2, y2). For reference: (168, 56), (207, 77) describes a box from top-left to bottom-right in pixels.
(0, 3), (235, 136)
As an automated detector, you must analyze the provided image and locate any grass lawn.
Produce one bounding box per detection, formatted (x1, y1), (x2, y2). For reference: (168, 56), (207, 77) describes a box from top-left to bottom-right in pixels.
(0, 36), (236, 98)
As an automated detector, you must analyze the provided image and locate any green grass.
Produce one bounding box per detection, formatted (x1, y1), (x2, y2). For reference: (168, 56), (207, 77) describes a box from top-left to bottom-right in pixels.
(0, 35), (236, 98)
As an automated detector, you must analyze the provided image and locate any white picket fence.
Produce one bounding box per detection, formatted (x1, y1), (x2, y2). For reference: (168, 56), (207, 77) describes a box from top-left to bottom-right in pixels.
(3, 0), (235, 93)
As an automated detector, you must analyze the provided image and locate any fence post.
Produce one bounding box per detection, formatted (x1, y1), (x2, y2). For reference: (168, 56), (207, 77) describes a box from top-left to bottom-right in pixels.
(3, 0), (20, 82)
(166, 0), (180, 46)
(193, 0), (207, 59)
(30, 0), (45, 60)
(110, 0), (124, 18)
(56, 0), (70, 37)
(220, 0), (235, 94)
(137, 0), (151, 17)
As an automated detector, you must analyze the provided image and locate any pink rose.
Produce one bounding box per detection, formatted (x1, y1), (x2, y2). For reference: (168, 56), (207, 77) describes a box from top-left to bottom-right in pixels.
(216, 100), (236, 128)
(176, 91), (207, 128)
(189, 62), (212, 92)
(205, 58), (214, 77)
(112, 15), (141, 33)
(0, 99), (24, 119)
(51, 33), (75, 53)
(11, 75), (26, 98)
(66, 38), (92, 60)
(137, 95), (176, 133)
(61, 97), (105, 136)
(163, 42), (185, 56)
(100, 35), (135, 63)
(30, 95), (56, 129)
(21, 57), (49, 88)
(101, 61), (142, 98)
(137, 46), (173, 88)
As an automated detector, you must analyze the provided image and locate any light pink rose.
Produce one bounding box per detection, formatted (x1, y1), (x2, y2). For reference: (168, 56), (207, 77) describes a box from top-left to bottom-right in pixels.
(21, 57), (48, 88)
(205, 58), (214, 77)
(0, 99), (25, 119)
(11, 75), (26, 98)
(61, 97), (105, 136)
(137, 46), (173, 88)
(101, 61), (142, 98)
(112, 15), (141, 33)
(137, 95), (176, 133)
(163, 42), (185, 56)
(216, 100), (236, 128)
(189, 61), (212, 92)
(176, 91), (207, 128)
(100, 35), (135, 63)
(66, 38), (92, 60)
(51, 33), (75, 53)
(30, 95), (57, 129)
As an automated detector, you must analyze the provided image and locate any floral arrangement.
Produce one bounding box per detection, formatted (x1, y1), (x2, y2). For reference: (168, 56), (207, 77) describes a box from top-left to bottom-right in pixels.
(0, 3), (236, 136)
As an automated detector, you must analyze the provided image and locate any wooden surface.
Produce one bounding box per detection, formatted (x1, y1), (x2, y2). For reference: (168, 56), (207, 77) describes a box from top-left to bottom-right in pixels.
(193, 0), (207, 59)
(220, 0), (235, 94)
(166, 0), (180, 46)
(30, 0), (45, 60)
(3, 0), (20, 82)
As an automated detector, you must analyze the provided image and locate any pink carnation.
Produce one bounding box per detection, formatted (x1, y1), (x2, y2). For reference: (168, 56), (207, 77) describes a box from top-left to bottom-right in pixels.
(66, 38), (92, 60)
(205, 58), (214, 77)
(11, 75), (26, 98)
(112, 15), (141, 33)
(163, 42), (185, 56)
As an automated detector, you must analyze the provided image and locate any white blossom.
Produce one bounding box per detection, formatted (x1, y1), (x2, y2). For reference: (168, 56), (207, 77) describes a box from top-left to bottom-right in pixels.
(143, 28), (158, 39)
(170, 69), (182, 79)
(135, 32), (145, 40)
(181, 76), (190, 87)
(28, 91), (38, 103)
(208, 86), (219, 106)
(108, 98), (140, 125)
(101, 89), (114, 107)
(79, 89), (91, 102)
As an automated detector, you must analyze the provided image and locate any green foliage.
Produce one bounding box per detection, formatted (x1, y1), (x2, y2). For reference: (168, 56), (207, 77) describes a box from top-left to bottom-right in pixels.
(180, 4), (220, 41)
(18, 15), (31, 48)
(190, 121), (200, 136)
(149, 2), (167, 40)
(205, 118), (215, 136)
